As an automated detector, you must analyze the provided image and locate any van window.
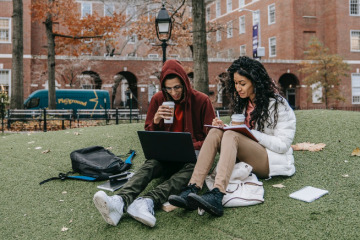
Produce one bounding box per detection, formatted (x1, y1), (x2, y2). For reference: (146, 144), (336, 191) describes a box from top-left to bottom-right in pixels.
(26, 98), (40, 109)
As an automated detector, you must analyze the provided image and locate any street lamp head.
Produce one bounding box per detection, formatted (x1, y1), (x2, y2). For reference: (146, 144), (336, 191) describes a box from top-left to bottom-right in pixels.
(155, 3), (172, 41)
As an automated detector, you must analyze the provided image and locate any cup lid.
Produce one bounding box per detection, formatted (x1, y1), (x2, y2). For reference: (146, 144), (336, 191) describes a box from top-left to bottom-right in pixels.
(231, 114), (245, 121)
(162, 101), (175, 106)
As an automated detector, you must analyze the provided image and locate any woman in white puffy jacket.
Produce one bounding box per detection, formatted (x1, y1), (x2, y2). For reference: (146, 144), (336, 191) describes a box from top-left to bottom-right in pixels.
(169, 56), (296, 217)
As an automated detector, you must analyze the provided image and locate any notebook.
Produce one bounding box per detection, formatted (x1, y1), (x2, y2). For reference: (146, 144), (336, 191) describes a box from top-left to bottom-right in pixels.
(204, 124), (258, 142)
(97, 172), (134, 192)
(289, 186), (329, 203)
(137, 131), (198, 163)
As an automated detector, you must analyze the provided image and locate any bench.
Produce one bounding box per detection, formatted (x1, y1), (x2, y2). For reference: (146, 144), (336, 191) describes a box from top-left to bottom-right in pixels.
(76, 109), (141, 124)
(6, 109), (73, 132)
(108, 109), (141, 123)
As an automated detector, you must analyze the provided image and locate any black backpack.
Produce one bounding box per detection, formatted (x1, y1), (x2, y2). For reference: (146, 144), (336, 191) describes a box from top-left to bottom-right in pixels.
(40, 146), (136, 185)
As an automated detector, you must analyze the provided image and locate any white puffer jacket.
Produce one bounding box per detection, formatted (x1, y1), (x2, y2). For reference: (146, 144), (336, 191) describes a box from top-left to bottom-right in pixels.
(249, 97), (296, 177)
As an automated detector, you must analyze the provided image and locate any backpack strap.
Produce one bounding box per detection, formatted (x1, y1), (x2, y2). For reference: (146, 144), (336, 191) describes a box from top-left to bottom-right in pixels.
(39, 171), (97, 185)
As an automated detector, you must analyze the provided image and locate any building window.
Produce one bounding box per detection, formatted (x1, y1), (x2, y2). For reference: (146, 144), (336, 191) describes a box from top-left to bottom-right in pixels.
(126, 5), (137, 21)
(240, 45), (246, 56)
(268, 4), (275, 24)
(227, 21), (233, 38)
(81, 3), (92, 17)
(148, 4), (158, 21)
(216, 30), (221, 42)
(148, 54), (159, 58)
(239, 16), (245, 34)
(0, 18), (11, 43)
(81, 84), (94, 89)
(253, 10), (260, 26)
(311, 82), (322, 103)
(239, 0), (245, 7)
(352, 73), (360, 103)
(351, 30), (360, 51)
(269, 37), (276, 57)
(217, 83), (223, 103)
(127, 34), (137, 43)
(206, 7), (211, 21)
(126, 53), (137, 57)
(0, 70), (10, 95)
(104, 4), (114, 17)
(169, 54), (180, 58)
(216, 0), (221, 17)
(350, 0), (360, 15)
(227, 0), (232, 13)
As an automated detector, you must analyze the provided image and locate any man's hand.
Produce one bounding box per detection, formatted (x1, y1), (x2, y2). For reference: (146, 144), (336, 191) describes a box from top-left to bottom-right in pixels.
(154, 105), (173, 124)
(212, 117), (224, 127)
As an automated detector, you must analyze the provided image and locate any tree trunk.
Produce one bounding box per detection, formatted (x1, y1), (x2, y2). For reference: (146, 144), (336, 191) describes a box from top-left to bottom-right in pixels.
(192, 0), (209, 95)
(45, 11), (57, 109)
(11, 0), (24, 109)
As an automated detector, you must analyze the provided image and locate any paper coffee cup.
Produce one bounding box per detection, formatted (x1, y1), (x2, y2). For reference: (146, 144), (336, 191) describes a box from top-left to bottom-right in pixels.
(162, 101), (175, 124)
(230, 114), (245, 126)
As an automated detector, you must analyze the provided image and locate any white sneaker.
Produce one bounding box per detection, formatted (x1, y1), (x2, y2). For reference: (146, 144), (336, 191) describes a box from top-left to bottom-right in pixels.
(93, 191), (124, 226)
(127, 197), (156, 227)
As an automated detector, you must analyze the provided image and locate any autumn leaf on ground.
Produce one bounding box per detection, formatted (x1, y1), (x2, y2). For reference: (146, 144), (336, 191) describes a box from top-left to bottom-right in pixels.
(41, 149), (51, 154)
(35, 147), (42, 150)
(273, 184), (285, 188)
(61, 226), (69, 232)
(308, 143), (326, 152)
(351, 147), (360, 156)
(105, 147), (113, 150)
(342, 174), (349, 178)
(74, 132), (81, 135)
(291, 142), (326, 151)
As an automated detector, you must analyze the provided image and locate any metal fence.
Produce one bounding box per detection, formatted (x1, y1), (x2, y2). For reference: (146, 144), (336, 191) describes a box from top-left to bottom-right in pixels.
(1, 108), (142, 133)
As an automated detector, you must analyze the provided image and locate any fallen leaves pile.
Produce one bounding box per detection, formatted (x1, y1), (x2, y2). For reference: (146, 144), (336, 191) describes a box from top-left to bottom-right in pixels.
(291, 142), (326, 152)
(0, 119), (102, 132)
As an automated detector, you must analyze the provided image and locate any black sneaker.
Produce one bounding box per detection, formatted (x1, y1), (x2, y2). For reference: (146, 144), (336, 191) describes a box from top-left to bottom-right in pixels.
(168, 183), (199, 210)
(187, 188), (225, 217)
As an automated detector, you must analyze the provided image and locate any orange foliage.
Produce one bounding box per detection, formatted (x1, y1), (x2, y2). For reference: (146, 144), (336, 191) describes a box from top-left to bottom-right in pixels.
(31, 0), (126, 56)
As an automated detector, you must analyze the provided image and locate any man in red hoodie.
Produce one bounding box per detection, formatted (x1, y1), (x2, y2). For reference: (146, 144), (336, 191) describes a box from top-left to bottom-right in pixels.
(93, 60), (215, 228)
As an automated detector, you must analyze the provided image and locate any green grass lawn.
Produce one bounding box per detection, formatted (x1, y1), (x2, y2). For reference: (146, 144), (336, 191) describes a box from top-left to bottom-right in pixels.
(1, 110), (360, 240)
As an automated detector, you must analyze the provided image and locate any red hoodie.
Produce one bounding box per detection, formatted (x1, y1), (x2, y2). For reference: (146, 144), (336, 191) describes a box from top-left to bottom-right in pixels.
(145, 60), (215, 150)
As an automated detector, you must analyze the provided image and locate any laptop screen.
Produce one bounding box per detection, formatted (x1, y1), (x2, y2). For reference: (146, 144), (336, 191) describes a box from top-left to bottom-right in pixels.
(137, 131), (197, 163)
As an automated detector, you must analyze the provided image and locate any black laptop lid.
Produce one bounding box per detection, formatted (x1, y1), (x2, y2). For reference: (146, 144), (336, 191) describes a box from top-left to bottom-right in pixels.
(137, 131), (197, 163)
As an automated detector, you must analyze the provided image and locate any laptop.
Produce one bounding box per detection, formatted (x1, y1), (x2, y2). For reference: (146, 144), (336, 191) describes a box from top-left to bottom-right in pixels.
(137, 131), (198, 163)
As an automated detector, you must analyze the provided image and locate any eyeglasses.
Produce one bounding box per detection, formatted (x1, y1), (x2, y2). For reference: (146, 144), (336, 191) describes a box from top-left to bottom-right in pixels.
(164, 85), (183, 93)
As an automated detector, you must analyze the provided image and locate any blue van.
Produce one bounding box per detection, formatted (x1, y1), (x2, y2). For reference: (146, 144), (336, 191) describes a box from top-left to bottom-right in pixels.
(24, 89), (111, 110)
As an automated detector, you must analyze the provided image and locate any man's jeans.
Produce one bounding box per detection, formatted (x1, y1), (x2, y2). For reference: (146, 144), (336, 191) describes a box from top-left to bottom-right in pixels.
(117, 159), (195, 211)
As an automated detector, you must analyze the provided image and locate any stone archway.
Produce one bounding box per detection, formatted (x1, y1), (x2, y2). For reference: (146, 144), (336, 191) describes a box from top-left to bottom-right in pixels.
(278, 73), (300, 109)
(113, 71), (138, 109)
(78, 71), (102, 89)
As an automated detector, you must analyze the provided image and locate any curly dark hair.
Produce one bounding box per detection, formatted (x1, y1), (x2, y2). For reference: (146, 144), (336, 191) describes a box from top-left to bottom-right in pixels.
(226, 56), (284, 131)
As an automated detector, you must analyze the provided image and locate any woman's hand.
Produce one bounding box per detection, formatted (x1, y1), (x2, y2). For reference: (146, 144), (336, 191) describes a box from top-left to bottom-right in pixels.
(212, 118), (224, 127)
(154, 105), (173, 124)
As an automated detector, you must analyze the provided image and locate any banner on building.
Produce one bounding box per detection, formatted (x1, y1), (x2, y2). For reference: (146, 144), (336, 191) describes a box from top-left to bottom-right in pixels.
(252, 24), (259, 58)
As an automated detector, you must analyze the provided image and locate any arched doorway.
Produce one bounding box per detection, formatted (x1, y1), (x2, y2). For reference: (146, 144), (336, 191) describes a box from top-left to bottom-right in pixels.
(78, 71), (102, 89)
(278, 73), (299, 109)
(113, 71), (138, 109)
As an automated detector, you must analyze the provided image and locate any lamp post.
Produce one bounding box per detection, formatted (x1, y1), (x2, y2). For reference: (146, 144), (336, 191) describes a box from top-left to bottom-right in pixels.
(239, 8), (265, 60)
(155, 3), (172, 63)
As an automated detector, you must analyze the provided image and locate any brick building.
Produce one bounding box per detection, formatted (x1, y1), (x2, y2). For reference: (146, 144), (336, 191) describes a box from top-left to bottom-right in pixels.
(206, 0), (360, 109)
(1, 0), (360, 112)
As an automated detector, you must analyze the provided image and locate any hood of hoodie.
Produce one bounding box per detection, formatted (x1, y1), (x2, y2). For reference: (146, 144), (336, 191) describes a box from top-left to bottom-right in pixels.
(159, 59), (192, 103)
